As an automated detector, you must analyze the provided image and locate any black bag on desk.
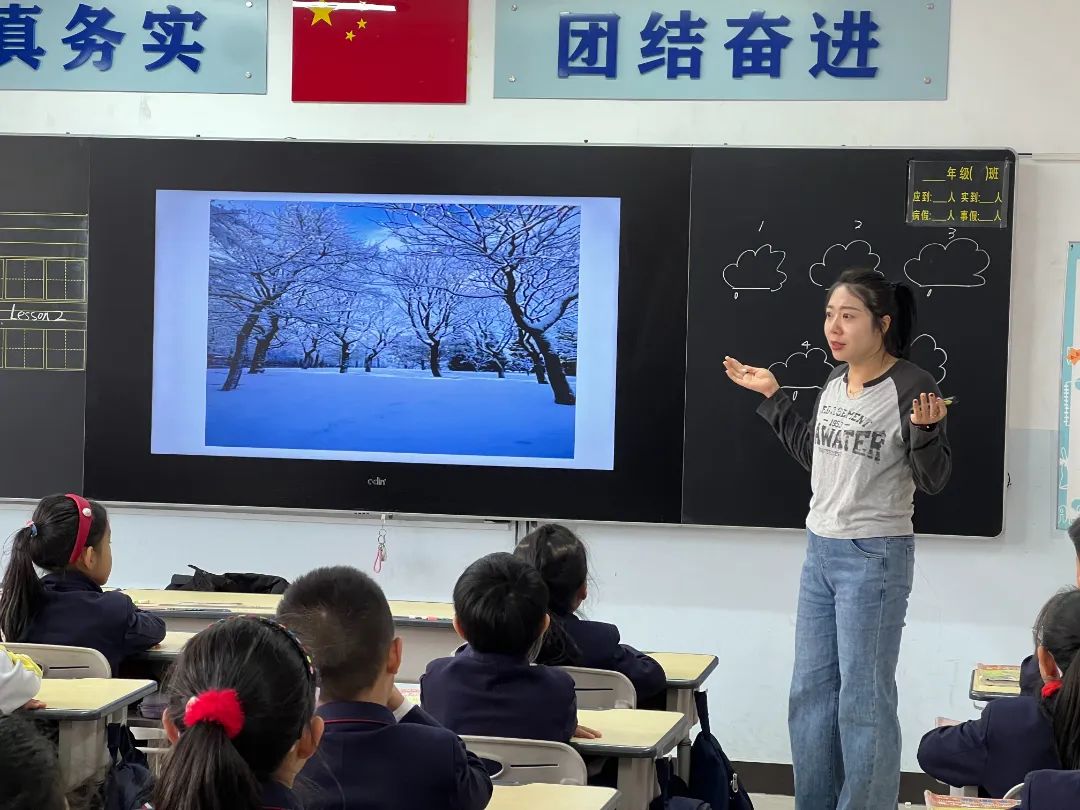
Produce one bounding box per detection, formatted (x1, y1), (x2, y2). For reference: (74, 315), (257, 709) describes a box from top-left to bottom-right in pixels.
(166, 565), (289, 594)
(102, 724), (154, 810)
(689, 691), (753, 810)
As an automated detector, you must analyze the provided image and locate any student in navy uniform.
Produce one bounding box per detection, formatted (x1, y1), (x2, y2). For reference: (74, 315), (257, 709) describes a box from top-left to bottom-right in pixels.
(514, 523), (667, 706)
(1020, 517), (1080, 696)
(422, 552), (601, 743)
(276, 565), (493, 810)
(0, 494), (166, 674)
(0, 714), (66, 810)
(152, 615), (323, 810)
(918, 588), (1080, 797)
(1022, 769), (1080, 810)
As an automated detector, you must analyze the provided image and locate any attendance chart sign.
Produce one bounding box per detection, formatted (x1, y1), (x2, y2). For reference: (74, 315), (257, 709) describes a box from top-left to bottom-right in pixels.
(495, 0), (950, 100)
(0, 0), (267, 93)
(1059, 244), (1080, 529)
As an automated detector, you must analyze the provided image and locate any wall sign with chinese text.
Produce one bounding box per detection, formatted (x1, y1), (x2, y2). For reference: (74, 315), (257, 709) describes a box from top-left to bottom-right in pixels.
(907, 161), (1010, 228)
(0, 1), (267, 93)
(495, 0), (949, 100)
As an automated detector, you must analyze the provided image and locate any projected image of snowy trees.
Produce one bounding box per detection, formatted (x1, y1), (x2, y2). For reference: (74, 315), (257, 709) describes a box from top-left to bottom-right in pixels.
(205, 200), (581, 459)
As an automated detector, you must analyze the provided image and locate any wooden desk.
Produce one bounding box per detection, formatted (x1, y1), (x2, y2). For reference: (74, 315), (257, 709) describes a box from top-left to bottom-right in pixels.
(132, 631), (194, 662)
(490, 783), (619, 810)
(969, 664), (1021, 701)
(28, 678), (158, 789)
(123, 589), (459, 680)
(648, 651), (718, 781)
(574, 709), (687, 810)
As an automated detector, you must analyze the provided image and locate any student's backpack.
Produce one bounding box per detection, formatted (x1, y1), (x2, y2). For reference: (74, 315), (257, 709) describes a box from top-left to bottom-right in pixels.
(166, 564), (289, 594)
(102, 724), (154, 810)
(652, 756), (711, 810)
(688, 691), (754, 810)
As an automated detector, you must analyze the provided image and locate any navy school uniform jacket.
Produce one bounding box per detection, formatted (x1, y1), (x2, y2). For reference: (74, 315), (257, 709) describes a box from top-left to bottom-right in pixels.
(1020, 654), (1043, 697)
(299, 700), (492, 810)
(420, 644), (578, 742)
(1022, 769), (1080, 810)
(142, 781), (302, 810)
(551, 612), (667, 704)
(917, 695), (1062, 798)
(21, 572), (167, 674)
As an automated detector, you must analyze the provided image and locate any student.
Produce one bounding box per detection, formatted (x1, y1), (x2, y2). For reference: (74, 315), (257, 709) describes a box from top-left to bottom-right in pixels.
(151, 615), (323, 810)
(276, 565), (493, 810)
(918, 588), (1080, 797)
(1020, 516), (1080, 695)
(421, 552), (600, 743)
(0, 494), (166, 674)
(0, 645), (43, 714)
(514, 523), (667, 705)
(0, 713), (67, 810)
(1022, 769), (1080, 810)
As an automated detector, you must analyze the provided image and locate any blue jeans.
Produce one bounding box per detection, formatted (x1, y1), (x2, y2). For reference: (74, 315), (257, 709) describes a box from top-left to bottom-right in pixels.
(789, 530), (915, 810)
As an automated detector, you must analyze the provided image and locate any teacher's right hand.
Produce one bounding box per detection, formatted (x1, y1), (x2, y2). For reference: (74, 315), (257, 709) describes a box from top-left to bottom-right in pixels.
(724, 356), (780, 398)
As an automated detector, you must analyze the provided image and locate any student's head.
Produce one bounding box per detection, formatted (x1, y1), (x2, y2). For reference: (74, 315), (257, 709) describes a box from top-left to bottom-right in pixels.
(154, 616), (323, 810)
(277, 565), (399, 704)
(1034, 588), (1080, 769)
(0, 494), (111, 642)
(514, 524), (589, 615)
(0, 714), (66, 810)
(825, 271), (916, 364)
(1067, 517), (1080, 587)
(453, 552), (550, 658)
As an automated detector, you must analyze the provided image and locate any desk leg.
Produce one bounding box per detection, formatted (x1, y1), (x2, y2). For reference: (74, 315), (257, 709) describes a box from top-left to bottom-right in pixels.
(668, 688), (698, 784)
(616, 758), (659, 810)
(58, 718), (107, 791)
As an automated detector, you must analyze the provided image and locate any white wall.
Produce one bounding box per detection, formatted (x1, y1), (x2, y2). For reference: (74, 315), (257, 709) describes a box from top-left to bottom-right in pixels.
(0, 0), (1078, 772)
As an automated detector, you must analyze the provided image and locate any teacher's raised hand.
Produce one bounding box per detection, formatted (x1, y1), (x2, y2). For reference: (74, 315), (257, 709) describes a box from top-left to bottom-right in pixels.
(723, 356), (780, 398)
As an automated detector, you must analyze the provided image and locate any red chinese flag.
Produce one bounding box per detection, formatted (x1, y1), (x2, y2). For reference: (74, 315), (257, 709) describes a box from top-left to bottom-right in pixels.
(292, 0), (469, 104)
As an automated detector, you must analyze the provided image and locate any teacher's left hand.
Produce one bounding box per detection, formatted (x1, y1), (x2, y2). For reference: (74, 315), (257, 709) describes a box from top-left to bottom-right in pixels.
(911, 393), (946, 426)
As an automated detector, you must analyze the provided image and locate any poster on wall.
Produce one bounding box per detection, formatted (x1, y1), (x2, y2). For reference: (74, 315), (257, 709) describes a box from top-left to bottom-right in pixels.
(0, 1), (268, 93)
(1059, 243), (1080, 529)
(292, 0), (469, 103)
(494, 0), (950, 101)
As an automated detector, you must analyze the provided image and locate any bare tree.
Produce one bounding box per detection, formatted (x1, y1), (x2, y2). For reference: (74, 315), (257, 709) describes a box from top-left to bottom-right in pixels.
(382, 204), (580, 404)
(465, 302), (516, 379)
(208, 202), (362, 391)
(386, 254), (466, 378)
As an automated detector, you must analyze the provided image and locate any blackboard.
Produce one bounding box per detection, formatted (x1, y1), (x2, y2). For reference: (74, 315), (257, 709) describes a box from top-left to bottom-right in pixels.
(681, 148), (1015, 537)
(0, 136), (89, 498)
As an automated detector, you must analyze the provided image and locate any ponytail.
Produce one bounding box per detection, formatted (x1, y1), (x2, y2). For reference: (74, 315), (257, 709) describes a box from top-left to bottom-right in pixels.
(0, 495), (108, 642)
(154, 722), (260, 810)
(0, 528), (45, 642)
(1034, 589), (1080, 769)
(514, 524), (589, 666)
(827, 271), (918, 359)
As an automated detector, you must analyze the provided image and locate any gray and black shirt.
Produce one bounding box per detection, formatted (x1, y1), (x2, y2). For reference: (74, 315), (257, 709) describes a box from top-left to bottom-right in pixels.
(757, 358), (952, 539)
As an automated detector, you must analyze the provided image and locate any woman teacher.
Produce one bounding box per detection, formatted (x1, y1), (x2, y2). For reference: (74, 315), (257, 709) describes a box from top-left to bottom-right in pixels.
(724, 271), (952, 810)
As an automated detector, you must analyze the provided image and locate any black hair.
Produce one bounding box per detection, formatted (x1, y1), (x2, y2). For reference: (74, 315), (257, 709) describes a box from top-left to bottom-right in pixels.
(277, 565), (394, 702)
(453, 552), (549, 658)
(0, 714), (66, 810)
(0, 494), (110, 642)
(1034, 588), (1080, 769)
(827, 270), (917, 359)
(152, 616), (318, 810)
(1068, 516), (1080, 562)
(514, 524), (588, 666)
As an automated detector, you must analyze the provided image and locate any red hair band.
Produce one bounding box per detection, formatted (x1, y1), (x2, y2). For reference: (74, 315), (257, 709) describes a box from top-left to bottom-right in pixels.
(184, 689), (245, 739)
(1043, 679), (1064, 699)
(64, 494), (93, 565)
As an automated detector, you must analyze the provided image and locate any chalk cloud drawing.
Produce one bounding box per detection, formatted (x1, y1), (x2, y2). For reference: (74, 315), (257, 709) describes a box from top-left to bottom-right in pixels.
(904, 237), (990, 297)
(909, 333), (948, 385)
(768, 346), (834, 400)
(809, 240), (882, 288)
(722, 244), (787, 300)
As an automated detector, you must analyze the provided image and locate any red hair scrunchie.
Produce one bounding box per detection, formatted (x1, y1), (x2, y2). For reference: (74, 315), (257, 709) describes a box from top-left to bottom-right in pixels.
(1042, 679), (1064, 699)
(184, 689), (245, 739)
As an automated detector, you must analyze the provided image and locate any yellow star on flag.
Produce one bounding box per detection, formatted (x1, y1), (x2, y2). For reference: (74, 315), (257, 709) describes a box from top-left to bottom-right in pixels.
(345, 29), (356, 41)
(357, 18), (367, 29)
(310, 4), (333, 25)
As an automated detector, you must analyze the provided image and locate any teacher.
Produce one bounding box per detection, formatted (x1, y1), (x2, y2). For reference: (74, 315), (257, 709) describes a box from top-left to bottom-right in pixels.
(724, 270), (952, 810)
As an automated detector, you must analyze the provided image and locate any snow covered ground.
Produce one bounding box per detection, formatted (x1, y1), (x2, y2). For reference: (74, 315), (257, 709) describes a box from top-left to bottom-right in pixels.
(205, 367), (576, 458)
